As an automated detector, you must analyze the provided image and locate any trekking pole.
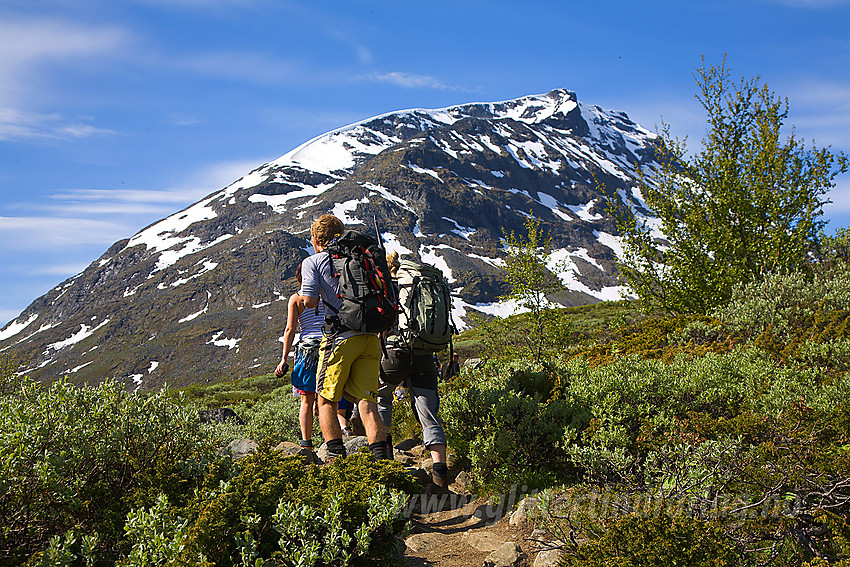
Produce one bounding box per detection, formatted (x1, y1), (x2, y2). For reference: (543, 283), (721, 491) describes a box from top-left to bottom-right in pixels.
(373, 216), (385, 252)
(373, 216), (398, 305)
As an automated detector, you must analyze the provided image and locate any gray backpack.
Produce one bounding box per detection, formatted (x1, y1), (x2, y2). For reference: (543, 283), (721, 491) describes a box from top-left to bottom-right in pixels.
(394, 260), (454, 354)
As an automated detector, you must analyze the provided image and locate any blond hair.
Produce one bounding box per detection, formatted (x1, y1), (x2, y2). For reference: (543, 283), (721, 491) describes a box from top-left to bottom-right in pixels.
(386, 251), (400, 277)
(310, 214), (344, 247)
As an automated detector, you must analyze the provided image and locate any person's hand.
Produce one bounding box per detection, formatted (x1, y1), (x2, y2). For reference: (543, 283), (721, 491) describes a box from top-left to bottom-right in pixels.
(275, 362), (289, 377)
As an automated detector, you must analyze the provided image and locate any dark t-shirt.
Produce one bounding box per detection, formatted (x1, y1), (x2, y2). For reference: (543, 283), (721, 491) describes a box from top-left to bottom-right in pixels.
(380, 348), (439, 391)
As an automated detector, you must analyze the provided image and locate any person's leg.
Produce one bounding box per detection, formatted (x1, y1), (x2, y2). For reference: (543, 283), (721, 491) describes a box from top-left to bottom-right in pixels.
(345, 336), (388, 457)
(357, 397), (386, 445)
(299, 391), (316, 447)
(318, 395), (345, 458)
(376, 381), (395, 432)
(411, 386), (449, 487)
(315, 335), (352, 458)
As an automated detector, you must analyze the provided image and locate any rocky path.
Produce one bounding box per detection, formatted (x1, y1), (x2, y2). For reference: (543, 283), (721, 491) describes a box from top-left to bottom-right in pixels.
(403, 493), (537, 567)
(264, 436), (565, 567)
(395, 448), (563, 567)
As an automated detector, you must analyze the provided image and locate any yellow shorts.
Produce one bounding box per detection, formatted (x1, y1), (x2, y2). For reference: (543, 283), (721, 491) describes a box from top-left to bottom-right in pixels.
(316, 333), (380, 404)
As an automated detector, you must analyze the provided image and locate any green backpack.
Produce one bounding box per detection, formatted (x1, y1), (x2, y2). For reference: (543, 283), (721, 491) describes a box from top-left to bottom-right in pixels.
(394, 260), (454, 354)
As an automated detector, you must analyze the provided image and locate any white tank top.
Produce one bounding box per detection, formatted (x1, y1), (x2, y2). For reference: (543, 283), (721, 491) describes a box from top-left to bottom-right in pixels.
(298, 303), (324, 339)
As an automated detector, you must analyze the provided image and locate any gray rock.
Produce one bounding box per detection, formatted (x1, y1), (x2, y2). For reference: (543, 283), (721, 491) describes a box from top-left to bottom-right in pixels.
(453, 470), (471, 490)
(223, 438), (258, 460)
(404, 532), (437, 553)
(317, 442), (329, 462)
(533, 549), (563, 567)
(461, 531), (502, 553)
(484, 542), (525, 567)
(509, 496), (540, 525)
(529, 529), (547, 550)
(345, 435), (369, 455)
(274, 442), (322, 465)
(393, 450), (416, 466)
(199, 407), (245, 425)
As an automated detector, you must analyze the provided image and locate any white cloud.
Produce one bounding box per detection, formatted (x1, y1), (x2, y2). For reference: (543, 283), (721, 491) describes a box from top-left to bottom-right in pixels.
(172, 51), (302, 84)
(782, 79), (850, 149)
(0, 107), (117, 141)
(26, 263), (90, 276)
(0, 217), (129, 247)
(2, 159), (263, 244)
(360, 72), (453, 90)
(129, 0), (266, 8)
(0, 16), (128, 139)
(826, 177), (850, 212)
(0, 16), (129, 104)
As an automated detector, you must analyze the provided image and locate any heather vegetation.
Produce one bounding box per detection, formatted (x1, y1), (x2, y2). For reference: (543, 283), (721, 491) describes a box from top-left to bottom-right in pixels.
(443, 228), (850, 566)
(0, 364), (416, 566)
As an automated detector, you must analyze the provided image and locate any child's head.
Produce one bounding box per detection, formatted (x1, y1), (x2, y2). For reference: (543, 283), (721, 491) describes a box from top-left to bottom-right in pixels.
(295, 261), (303, 284)
(310, 214), (344, 248)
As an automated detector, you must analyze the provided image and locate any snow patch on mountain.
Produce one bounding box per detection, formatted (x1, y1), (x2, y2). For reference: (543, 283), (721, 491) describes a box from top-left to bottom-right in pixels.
(382, 233), (413, 256)
(249, 182), (335, 213)
(0, 313), (38, 341)
(208, 331), (240, 350)
(48, 319), (110, 350)
(593, 231), (626, 257)
(419, 246), (455, 283)
(364, 183), (415, 212)
(568, 200), (603, 221)
(331, 198), (369, 225)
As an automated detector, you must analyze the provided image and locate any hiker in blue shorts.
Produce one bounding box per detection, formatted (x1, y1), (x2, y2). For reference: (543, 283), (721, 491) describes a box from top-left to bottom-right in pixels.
(276, 262), (324, 450)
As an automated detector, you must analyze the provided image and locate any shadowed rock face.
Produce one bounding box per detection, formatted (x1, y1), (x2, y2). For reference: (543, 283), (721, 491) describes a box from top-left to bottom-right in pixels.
(1, 89), (661, 389)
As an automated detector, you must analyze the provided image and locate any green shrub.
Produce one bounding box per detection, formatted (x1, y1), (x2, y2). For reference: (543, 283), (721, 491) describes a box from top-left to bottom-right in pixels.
(714, 268), (850, 341)
(558, 514), (739, 567)
(179, 449), (418, 566)
(442, 360), (589, 492)
(191, 382), (318, 448)
(0, 377), (221, 560)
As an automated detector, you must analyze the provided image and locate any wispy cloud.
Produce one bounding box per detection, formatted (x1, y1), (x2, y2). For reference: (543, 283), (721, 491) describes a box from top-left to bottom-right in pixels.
(0, 107), (117, 141)
(6, 159), (263, 225)
(0, 15), (128, 139)
(0, 217), (129, 247)
(25, 263), (91, 277)
(360, 72), (455, 90)
(0, 16), (129, 104)
(128, 0), (267, 8)
(47, 159), (260, 214)
(782, 79), (850, 148)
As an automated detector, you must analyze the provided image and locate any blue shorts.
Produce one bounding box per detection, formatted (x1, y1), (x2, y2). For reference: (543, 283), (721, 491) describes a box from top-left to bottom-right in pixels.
(291, 347), (318, 394)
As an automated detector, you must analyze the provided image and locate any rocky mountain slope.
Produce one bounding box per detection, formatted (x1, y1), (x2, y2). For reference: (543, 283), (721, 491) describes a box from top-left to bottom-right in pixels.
(0, 89), (659, 389)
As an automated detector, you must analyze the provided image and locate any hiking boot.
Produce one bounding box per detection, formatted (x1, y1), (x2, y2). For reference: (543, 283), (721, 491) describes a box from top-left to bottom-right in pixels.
(426, 471), (450, 494)
(323, 452), (346, 465)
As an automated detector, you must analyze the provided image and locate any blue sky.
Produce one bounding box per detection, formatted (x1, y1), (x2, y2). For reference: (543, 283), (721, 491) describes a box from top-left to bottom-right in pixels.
(1, 0), (849, 326)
